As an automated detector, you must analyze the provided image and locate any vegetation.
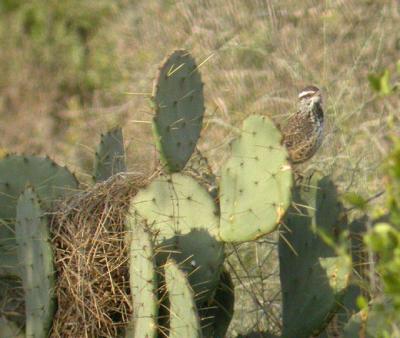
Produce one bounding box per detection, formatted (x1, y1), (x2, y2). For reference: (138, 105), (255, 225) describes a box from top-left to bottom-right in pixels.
(0, 1), (399, 337)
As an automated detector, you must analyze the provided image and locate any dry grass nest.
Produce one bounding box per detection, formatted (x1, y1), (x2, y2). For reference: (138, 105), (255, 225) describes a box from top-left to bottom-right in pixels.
(50, 173), (150, 338)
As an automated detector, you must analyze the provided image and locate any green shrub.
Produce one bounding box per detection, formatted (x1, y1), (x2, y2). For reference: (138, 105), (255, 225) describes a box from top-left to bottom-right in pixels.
(0, 0), (125, 103)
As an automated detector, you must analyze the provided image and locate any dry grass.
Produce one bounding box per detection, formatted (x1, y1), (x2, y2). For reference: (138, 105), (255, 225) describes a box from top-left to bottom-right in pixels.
(1, 1), (398, 188)
(50, 174), (147, 337)
(1, 1), (399, 336)
(226, 236), (282, 336)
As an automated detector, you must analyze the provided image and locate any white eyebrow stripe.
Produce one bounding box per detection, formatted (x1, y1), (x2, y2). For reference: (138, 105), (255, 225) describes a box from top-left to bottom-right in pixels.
(298, 90), (317, 98)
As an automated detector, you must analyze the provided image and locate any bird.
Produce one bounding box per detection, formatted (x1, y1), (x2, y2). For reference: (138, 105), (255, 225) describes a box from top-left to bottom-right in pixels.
(282, 85), (324, 164)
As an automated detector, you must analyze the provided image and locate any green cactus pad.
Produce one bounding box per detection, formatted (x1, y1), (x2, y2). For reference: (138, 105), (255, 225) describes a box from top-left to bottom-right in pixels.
(220, 115), (293, 242)
(93, 127), (126, 182)
(322, 216), (371, 336)
(236, 333), (279, 338)
(279, 174), (351, 338)
(0, 155), (78, 277)
(152, 49), (204, 172)
(125, 219), (158, 338)
(131, 173), (224, 303)
(200, 268), (234, 338)
(0, 155), (78, 219)
(15, 187), (56, 337)
(165, 259), (203, 338)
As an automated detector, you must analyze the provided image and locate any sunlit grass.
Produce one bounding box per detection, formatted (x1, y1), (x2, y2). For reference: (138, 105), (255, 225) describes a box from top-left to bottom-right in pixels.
(0, 0), (399, 336)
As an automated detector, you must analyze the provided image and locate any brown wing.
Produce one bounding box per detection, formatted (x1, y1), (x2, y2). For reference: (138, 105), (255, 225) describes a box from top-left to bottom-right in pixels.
(282, 111), (318, 163)
(282, 112), (314, 147)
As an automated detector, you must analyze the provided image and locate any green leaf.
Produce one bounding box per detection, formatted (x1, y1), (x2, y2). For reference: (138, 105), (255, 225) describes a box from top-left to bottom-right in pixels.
(356, 295), (368, 310)
(364, 223), (399, 253)
(343, 192), (368, 210)
(368, 69), (392, 96)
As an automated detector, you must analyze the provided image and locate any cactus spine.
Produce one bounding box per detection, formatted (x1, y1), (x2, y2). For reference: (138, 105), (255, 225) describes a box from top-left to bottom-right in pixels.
(199, 268), (235, 338)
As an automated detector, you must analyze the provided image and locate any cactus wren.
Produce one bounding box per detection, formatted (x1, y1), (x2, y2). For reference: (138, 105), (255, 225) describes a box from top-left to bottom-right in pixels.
(282, 86), (324, 164)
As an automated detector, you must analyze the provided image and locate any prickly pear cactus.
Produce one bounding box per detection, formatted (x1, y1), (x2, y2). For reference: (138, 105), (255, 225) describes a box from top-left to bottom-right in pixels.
(279, 174), (351, 338)
(125, 219), (158, 338)
(0, 155), (78, 277)
(152, 49), (204, 172)
(165, 259), (203, 338)
(0, 155), (78, 219)
(15, 187), (56, 338)
(199, 268), (234, 338)
(131, 173), (224, 303)
(94, 127), (126, 182)
(220, 115), (293, 242)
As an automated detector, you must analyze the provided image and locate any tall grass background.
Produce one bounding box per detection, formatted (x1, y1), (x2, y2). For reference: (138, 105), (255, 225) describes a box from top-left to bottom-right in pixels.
(0, 0), (399, 335)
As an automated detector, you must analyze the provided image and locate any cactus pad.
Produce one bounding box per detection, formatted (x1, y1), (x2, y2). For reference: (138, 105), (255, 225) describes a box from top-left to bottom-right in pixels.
(15, 187), (56, 337)
(220, 115), (293, 242)
(131, 173), (224, 303)
(94, 127), (126, 182)
(279, 174), (351, 338)
(165, 259), (202, 338)
(152, 49), (204, 172)
(200, 268), (234, 338)
(0, 155), (78, 277)
(0, 155), (78, 219)
(126, 218), (158, 338)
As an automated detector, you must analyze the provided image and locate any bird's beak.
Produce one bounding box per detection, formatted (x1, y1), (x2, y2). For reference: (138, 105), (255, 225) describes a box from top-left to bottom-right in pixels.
(311, 94), (322, 105)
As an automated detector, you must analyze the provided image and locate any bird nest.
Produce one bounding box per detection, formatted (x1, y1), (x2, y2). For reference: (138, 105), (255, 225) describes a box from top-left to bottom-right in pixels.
(50, 173), (150, 337)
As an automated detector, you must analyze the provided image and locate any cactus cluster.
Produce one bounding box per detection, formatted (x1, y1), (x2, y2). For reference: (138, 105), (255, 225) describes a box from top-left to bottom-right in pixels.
(131, 173), (224, 305)
(0, 49), (375, 337)
(120, 50), (296, 336)
(0, 155), (78, 277)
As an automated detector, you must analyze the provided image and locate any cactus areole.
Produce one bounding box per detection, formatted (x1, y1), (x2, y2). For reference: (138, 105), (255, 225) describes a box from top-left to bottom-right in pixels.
(152, 49), (205, 172)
